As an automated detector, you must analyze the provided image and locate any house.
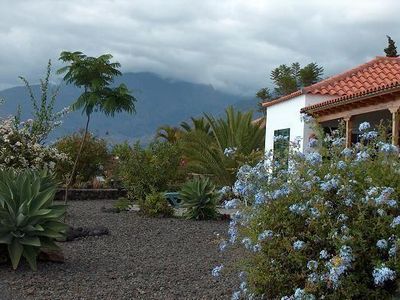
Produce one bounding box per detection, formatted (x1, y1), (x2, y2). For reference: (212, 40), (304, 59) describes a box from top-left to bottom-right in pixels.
(262, 56), (400, 154)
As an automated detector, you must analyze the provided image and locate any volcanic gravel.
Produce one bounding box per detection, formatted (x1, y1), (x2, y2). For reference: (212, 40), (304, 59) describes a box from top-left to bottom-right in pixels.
(0, 200), (242, 300)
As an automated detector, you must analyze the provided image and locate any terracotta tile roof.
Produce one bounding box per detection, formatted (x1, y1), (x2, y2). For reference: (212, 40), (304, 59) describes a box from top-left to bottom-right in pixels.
(263, 56), (400, 108)
(301, 80), (400, 113)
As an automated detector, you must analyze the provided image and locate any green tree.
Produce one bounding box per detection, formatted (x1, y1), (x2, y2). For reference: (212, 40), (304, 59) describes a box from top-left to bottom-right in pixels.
(155, 125), (182, 143)
(57, 51), (136, 204)
(255, 87), (272, 116)
(181, 107), (265, 186)
(268, 62), (324, 98)
(384, 35), (399, 57)
(180, 117), (211, 135)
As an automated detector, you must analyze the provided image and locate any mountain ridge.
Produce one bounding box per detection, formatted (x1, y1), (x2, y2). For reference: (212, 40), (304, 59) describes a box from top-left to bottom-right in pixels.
(0, 72), (258, 144)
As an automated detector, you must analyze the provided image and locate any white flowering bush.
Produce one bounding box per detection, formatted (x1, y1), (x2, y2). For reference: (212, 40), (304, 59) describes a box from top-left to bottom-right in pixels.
(215, 121), (400, 299)
(0, 116), (68, 171)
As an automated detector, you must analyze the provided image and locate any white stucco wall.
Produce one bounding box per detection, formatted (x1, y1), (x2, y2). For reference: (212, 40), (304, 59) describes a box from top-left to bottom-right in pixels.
(264, 94), (337, 154)
(303, 94), (337, 152)
(265, 95), (307, 153)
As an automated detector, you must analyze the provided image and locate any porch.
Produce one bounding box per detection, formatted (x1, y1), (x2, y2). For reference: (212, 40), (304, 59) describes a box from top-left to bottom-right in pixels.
(302, 86), (400, 147)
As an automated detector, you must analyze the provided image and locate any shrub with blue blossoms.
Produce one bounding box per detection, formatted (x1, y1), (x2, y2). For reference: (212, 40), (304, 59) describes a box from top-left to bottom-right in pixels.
(216, 121), (400, 299)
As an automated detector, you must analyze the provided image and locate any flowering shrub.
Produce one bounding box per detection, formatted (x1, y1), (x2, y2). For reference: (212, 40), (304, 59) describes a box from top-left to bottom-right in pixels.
(216, 121), (400, 299)
(55, 131), (110, 185)
(0, 116), (68, 171)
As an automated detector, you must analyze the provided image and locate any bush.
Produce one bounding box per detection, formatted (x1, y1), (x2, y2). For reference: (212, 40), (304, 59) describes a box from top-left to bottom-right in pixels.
(217, 122), (400, 299)
(113, 197), (131, 211)
(116, 141), (185, 201)
(55, 131), (110, 185)
(140, 192), (174, 217)
(180, 177), (218, 220)
(0, 117), (68, 171)
(0, 169), (67, 270)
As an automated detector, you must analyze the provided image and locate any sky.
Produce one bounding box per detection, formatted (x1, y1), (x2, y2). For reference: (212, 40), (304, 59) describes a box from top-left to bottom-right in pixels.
(0, 0), (399, 95)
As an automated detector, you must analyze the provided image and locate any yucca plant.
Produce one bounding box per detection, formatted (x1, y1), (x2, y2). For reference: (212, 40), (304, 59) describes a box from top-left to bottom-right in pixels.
(0, 169), (67, 270)
(180, 177), (218, 220)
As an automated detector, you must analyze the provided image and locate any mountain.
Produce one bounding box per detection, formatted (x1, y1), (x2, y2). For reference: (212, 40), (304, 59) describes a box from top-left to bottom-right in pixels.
(0, 72), (258, 144)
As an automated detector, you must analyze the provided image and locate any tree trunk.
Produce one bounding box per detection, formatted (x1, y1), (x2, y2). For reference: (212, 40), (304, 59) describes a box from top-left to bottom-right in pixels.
(64, 113), (91, 205)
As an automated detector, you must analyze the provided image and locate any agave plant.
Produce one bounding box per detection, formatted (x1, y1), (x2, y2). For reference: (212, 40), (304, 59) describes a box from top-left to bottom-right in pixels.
(180, 177), (218, 220)
(0, 169), (67, 270)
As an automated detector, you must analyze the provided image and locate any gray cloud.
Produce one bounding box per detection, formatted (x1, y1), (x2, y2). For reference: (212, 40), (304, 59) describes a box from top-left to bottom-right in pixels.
(0, 0), (399, 94)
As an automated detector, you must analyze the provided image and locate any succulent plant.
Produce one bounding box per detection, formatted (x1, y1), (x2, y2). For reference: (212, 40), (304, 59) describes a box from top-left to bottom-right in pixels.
(180, 177), (218, 220)
(0, 169), (67, 270)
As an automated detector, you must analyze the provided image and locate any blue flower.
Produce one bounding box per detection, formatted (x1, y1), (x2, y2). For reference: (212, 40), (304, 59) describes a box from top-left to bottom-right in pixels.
(361, 130), (378, 140)
(319, 249), (329, 259)
(224, 147), (237, 157)
(390, 216), (400, 228)
(254, 192), (266, 205)
(242, 237), (252, 250)
(289, 203), (307, 215)
(252, 243), (262, 252)
(219, 240), (228, 252)
(376, 239), (388, 249)
(341, 148), (352, 157)
(308, 272), (319, 283)
(389, 244), (397, 257)
(307, 260), (318, 270)
(231, 291), (241, 300)
(224, 198), (241, 209)
(308, 138), (318, 148)
(356, 151), (370, 162)
(258, 230), (273, 241)
(337, 214), (348, 222)
(305, 152), (322, 165)
(336, 161), (346, 169)
(293, 240), (305, 251)
(320, 178), (339, 192)
(372, 265), (396, 286)
(211, 264), (224, 277)
(359, 122), (370, 131)
(310, 207), (320, 218)
(270, 186), (290, 200)
(378, 142), (398, 154)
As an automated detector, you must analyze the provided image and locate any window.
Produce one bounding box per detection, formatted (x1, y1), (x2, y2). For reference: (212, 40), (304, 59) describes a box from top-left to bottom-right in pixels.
(273, 128), (290, 169)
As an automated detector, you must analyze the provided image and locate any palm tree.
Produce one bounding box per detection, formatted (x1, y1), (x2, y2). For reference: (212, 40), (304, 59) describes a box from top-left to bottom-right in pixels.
(181, 107), (265, 186)
(180, 117), (211, 135)
(155, 125), (182, 143)
(57, 51), (136, 204)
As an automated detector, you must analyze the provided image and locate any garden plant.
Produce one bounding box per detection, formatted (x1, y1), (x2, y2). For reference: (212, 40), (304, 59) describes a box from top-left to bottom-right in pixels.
(215, 120), (400, 299)
(0, 169), (67, 271)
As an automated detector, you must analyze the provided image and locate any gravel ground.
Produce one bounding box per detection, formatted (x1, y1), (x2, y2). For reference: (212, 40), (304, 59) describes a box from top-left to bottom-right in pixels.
(0, 200), (242, 300)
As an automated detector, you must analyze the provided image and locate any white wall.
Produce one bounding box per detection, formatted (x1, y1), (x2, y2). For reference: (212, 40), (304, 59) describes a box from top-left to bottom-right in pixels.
(264, 94), (337, 154)
(265, 95), (306, 153)
(303, 94), (337, 152)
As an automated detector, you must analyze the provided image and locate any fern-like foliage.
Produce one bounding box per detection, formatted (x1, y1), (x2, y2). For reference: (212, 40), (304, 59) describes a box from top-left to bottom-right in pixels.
(181, 106), (265, 186)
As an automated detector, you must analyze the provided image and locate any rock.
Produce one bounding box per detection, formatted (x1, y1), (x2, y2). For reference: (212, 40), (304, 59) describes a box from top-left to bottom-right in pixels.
(65, 225), (110, 241)
(38, 249), (65, 263)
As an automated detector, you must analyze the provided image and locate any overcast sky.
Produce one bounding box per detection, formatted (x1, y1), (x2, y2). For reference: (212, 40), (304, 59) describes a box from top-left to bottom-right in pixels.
(0, 0), (399, 95)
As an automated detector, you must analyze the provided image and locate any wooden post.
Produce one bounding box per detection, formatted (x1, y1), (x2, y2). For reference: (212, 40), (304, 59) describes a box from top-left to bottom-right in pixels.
(343, 116), (353, 148)
(389, 107), (400, 146)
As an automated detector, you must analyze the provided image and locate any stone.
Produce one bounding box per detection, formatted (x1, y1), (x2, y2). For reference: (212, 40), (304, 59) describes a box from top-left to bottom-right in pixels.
(38, 248), (65, 263)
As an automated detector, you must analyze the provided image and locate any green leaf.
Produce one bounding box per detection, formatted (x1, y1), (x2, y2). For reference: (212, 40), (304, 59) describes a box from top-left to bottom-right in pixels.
(19, 236), (41, 247)
(0, 233), (12, 244)
(8, 239), (23, 270)
(22, 246), (38, 271)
